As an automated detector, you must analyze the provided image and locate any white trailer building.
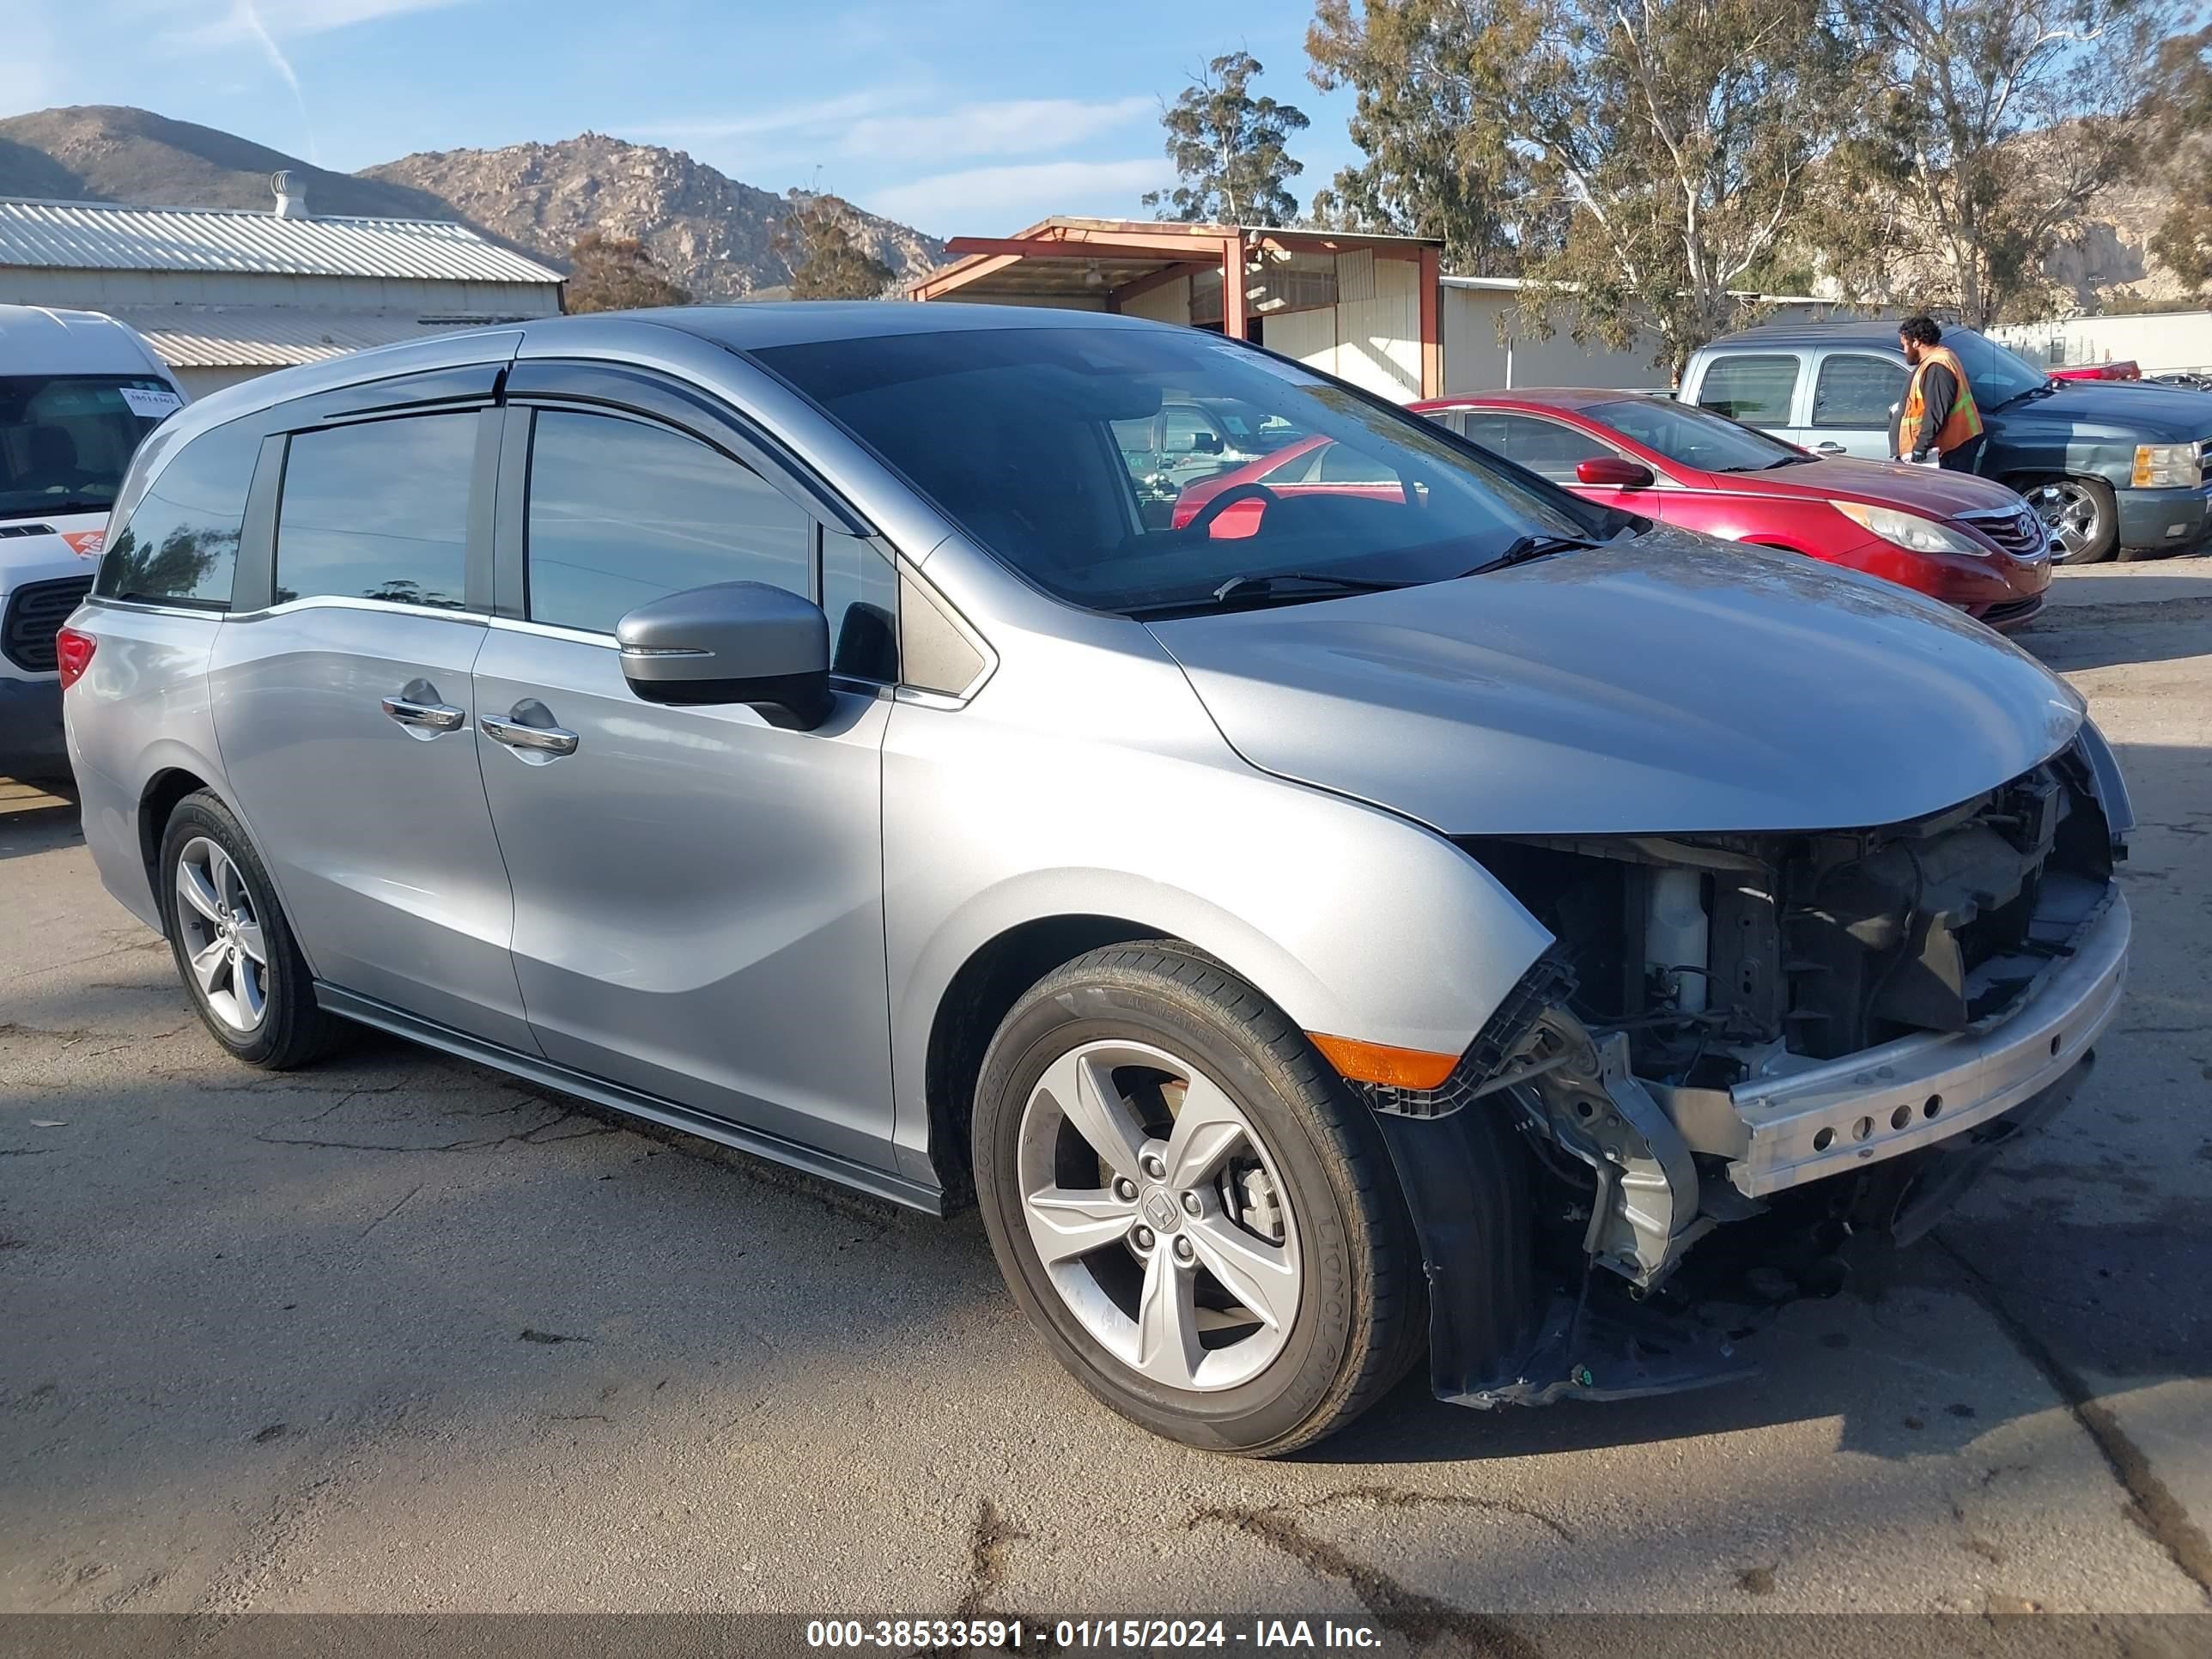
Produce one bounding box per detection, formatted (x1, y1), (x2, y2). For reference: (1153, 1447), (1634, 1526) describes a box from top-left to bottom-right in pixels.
(1990, 311), (2212, 378)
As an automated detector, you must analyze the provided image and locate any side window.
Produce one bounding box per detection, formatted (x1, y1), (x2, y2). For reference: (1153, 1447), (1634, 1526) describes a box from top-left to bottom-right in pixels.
(1695, 354), (1800, 427)
(1456, 414), (1516, 453)
(1314, 443), (1402, 485)
(1812, 355), (1908, 428)
(1160, 405), (1222, 456)
(525, 410), (812, 635)
(275, 414), (474, 609)
(95, 420), (259, 609)
(1492, 415), (1609, 483)
(822, 533), (899, 682)
(1260, 444), (1325, 485)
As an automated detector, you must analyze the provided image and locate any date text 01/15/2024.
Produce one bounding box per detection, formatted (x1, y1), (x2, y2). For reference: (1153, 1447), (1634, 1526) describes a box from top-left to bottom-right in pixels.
(804, 1620), (1386, 1650)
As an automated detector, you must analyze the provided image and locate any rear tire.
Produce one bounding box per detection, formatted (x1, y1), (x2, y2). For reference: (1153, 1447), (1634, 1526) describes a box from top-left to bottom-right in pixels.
(157, 791), (349, 1071)
(972, 941), (1423, 1455)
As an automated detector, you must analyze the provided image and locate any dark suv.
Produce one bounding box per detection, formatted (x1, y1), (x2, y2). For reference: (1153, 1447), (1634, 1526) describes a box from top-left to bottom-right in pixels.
(1680, 321), (2212, 563)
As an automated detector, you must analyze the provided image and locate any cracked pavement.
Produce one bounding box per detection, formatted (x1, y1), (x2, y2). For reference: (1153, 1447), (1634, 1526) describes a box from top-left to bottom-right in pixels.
(2, 561), (2209, 1634)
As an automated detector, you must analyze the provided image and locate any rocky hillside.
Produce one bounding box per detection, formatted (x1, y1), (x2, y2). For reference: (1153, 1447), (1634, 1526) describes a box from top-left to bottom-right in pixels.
(0, 106), (945, 301)
(0, 106), (456, 220)
(362, 134), (944, 300)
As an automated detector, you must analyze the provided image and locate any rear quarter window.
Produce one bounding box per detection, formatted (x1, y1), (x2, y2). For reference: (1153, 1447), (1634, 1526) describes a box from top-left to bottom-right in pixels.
(94, 420), (260, 610)
(274, 415), (476, 611)
(1695, 354), (1801, 427)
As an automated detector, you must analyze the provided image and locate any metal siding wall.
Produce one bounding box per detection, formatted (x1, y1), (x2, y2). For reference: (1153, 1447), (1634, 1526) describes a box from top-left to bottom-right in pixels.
(1334, 255), (1422, 401)
(1264, 307), (1336, 375)
(1501, 323), (1668, 390)
(1440, 287), (1670, 392)
(1121, 276), (1191, 325)
(1441, 289), (1508, 392)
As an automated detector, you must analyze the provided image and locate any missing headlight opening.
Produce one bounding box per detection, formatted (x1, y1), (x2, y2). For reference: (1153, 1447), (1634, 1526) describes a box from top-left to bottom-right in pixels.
(1398, 733), (2124, 1306)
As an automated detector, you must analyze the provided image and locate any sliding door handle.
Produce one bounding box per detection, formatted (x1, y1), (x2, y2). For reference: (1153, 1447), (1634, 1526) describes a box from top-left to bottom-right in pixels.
(381, 695), (465, 732)
(481, 713), (580, 757)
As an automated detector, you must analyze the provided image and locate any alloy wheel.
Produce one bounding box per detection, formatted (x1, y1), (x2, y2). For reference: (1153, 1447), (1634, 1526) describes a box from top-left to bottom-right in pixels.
(2034, 480), (2101, 563)
(173, 836), (269, 1034)
(1016, 1039), (1301, 1392)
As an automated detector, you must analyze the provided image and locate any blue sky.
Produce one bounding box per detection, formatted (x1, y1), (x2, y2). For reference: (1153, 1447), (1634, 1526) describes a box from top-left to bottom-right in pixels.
(1, 0), (1364, 237)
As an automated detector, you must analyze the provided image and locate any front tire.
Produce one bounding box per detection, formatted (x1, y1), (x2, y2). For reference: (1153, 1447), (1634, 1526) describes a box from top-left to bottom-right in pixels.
(2027, 475), (2118, 564)
(157, 791), (348, 1070)
(972, 942), (1422, 1455)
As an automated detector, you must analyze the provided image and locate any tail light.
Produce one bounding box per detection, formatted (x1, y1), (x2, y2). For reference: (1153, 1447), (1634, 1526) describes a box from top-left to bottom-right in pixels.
(55, 627), (96, 690)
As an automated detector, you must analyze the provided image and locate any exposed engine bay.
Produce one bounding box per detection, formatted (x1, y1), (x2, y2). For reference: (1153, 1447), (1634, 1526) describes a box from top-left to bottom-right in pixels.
(1365, 735), (2129, 1403)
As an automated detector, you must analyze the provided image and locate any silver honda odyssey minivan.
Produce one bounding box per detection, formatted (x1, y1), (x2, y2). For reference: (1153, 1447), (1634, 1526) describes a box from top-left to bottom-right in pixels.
(64, 305), (2131, 1454)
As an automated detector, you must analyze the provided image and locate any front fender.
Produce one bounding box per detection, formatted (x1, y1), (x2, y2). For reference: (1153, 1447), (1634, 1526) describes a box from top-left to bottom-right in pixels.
(879, 630), (1553, 1181)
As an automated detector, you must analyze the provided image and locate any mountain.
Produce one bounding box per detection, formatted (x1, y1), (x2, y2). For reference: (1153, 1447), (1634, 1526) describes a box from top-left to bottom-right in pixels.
(0, 106), (459, 221)
(363, 134), (943, 301)
(0, 106), (946, 301)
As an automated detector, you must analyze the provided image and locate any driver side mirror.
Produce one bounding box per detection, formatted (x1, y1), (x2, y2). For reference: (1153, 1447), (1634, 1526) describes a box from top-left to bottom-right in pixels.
(1576, 456), (1655, 489)
(616, 581), (833, 730)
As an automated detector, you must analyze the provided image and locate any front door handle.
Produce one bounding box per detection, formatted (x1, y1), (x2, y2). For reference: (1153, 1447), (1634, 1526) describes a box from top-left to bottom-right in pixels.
(482, 711), (580, 757)
(381, 694), (465, 732)
(1811, 441), (1847, 456)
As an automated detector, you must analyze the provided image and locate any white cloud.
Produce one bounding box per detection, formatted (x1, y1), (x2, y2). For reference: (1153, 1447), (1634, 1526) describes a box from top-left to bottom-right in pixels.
(844, 96), (1154, 161)
(629, 94), (1156, 170)
(240, 0), (471, 31)
(871, 157), (1176, 237)
(233, 0), (318, 161)
(623, 88), (919, 146)
(165, 0), (472, 48)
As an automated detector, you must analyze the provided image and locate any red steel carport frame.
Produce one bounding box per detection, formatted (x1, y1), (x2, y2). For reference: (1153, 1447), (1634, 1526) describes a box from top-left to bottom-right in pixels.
(908, 218), (1446, 398)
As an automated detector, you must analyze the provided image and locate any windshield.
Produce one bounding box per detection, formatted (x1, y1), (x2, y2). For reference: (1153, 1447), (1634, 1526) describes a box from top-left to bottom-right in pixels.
(0, 375), (178, 522)
(1947, 330), (2051, 405)
(753, 325), (1605, 613)
(1579, 396), (1805, 472)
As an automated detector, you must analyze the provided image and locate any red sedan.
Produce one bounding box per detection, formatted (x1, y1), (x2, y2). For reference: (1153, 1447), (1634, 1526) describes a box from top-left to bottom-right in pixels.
(1173, 391), (2051, 630)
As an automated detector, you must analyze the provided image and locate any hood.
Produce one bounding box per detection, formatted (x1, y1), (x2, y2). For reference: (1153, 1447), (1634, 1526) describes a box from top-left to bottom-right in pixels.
(1750, 456), (2028, 519)
(0, 507), (113, 581)
(2007, 380), (2212, 441)
(1149, 528), (2082, 836)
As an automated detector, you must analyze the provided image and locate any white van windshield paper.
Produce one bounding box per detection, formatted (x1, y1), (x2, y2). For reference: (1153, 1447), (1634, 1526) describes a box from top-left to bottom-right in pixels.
(119, 386), (184, 419)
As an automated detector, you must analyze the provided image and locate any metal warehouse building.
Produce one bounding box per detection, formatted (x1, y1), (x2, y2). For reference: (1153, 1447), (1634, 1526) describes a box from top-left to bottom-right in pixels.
(912, 217), (1455, 398)
(0, 177), (564, 397)
(911, 216), (1841, 397)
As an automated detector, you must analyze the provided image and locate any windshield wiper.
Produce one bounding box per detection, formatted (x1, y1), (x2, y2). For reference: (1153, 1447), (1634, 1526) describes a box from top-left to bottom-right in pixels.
(1991, 380), (2059, 411)
(1468, 532), (1603, 574)
(1206, 571), (1409, 605)
(1127, 571), (1408, 618)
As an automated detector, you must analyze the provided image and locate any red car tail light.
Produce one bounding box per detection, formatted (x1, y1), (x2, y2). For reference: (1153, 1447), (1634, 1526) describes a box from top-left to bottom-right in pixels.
(55, 626), (96, 690)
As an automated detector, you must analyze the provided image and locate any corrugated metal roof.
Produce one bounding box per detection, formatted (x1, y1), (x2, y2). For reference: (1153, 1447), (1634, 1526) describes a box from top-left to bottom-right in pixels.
(105, 306), (534, 368)
(0, 198), (564, 284)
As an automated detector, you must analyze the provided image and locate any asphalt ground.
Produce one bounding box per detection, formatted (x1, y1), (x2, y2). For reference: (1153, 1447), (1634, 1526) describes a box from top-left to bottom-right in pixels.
(3, 560), (2209, 1650)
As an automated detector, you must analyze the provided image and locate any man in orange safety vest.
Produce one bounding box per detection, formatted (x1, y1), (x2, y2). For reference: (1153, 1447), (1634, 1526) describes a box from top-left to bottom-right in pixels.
(1893, 315), (1985, 472)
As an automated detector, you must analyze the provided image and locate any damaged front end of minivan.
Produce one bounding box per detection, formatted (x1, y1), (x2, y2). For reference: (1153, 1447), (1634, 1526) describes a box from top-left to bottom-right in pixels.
(1367, 725), (2134, 1410)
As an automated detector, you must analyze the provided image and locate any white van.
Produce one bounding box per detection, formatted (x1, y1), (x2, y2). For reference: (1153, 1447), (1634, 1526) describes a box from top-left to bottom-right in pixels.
(1, 306), (185, 779)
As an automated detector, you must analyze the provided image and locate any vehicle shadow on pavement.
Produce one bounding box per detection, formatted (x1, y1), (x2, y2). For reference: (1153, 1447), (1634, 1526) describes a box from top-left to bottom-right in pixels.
(0, 776), (79, 862)
(2015, 598), (2212, 672)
